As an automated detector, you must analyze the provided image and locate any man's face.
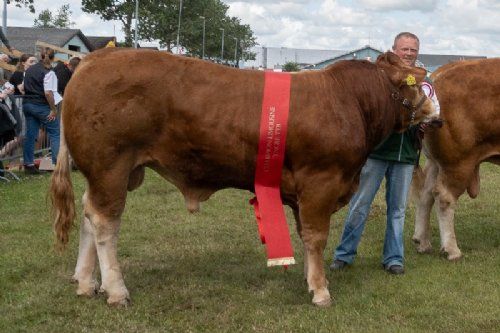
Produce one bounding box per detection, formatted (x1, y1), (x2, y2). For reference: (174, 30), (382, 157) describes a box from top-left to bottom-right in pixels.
(392, 36), (419, 67)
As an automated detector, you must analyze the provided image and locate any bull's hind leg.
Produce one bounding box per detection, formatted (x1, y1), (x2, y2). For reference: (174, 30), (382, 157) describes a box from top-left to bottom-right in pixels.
(413, 160), (438, 253)
(83, 168), (131, 306)
(72, 191), (98, 296)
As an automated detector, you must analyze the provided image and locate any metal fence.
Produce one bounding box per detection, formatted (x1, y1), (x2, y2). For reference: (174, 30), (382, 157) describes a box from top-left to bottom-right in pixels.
(0, 95), (52, 181)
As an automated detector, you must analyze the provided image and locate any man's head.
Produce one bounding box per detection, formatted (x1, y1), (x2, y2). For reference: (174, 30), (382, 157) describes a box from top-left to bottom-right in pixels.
(68, 57), (81, 72)
(392, 32), (419, 67)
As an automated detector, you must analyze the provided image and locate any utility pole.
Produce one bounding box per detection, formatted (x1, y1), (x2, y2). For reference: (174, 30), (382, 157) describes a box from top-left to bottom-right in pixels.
(233, 37), (238, 67)
(176, 0), (183, 54)
(220, 28), (224, 62)
(2, 0), (7, 37)
(199, 16), (205, 59)
(134, 0), (139, 48)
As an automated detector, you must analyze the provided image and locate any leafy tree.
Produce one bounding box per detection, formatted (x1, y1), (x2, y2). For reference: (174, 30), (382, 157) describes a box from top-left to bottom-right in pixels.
(81, 0), (137, 46)
(53, 4), (75, 28)
(81, 0), (257, 60)
(7, 0), (35, 13)
(34, 4), (74, 28)
(33, 9), (53, 28)
(139, 0), (256, 61)
(282, 62), (300, 72)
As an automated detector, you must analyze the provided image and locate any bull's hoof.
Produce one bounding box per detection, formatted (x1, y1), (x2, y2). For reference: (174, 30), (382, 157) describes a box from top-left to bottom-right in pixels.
(76, 281), (99, 297)
(107, 294), (131, 307)
(312, 288), (332, 307)
(441, 247), (463, 261)
(416, 243), (433, 254)
(440, 247), (462, 261)
(412, 237), (432, 253)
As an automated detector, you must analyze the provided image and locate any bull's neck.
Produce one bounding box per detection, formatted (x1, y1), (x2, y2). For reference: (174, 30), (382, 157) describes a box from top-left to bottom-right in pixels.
(331, 65), (400, 151)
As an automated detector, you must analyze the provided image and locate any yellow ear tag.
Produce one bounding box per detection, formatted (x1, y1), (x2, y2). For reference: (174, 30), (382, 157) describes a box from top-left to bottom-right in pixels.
(405, 74), (417, 86)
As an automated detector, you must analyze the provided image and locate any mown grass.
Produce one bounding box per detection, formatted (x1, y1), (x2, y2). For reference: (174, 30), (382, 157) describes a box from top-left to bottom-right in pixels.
(0, 164), (498, 332)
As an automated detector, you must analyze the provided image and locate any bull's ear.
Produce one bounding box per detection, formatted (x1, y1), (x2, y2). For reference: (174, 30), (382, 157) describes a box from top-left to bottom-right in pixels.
(409, 67), (427, 84)
(376, 51), (406, 86)
(376, 51), (428, 87)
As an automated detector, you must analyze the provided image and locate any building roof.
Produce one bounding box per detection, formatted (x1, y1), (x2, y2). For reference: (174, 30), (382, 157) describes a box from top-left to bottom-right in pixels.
(417, 54), (487, 71)
(306, 45), (383, 69)
(5, 26), (94, 54)
(246, 46), (345, 69)
(86, 36), (116, 50)
(304, 45), (487, 72)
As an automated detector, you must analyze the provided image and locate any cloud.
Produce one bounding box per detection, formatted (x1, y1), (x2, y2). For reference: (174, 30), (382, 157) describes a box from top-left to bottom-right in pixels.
(356, 0), (437, 12)
(3, 0), (499, 57)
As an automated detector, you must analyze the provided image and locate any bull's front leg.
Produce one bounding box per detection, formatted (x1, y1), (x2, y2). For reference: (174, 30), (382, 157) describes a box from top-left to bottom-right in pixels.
(292, 208), (308, 281)
(298, 203), (331, 307)
(412, 160), (438, 253)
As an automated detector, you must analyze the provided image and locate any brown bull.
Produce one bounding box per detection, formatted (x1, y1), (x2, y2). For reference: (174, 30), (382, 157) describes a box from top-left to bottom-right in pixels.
(51, 49), (437, 306)
(412, 58), (500, 260)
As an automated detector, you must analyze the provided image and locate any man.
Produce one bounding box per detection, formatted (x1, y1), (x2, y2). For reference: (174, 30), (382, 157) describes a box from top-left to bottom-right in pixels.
(22, 47), (61, 174)
(330, 32), (432, 275)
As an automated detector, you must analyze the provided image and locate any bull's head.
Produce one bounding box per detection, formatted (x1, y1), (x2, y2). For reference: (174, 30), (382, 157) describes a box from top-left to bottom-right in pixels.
(376, 52), (440, 130)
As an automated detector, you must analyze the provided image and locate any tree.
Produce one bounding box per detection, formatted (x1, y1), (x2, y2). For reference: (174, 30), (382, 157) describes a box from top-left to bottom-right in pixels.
(33, 9), (53, 28)
(34, 4), (75, 28)
(81, 0), (257, 59)
(81, 0), (138, 46)
(139, 0), (256, 61)
(282, 62), (300, 72)
(7, 0), (35, 13)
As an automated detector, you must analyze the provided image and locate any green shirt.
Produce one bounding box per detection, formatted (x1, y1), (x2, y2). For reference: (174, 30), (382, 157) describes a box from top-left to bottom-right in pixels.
(369, 126), (419, 164)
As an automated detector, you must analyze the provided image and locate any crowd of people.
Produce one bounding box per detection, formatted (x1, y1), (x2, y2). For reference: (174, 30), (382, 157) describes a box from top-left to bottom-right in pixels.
(0, 45), (80, 175)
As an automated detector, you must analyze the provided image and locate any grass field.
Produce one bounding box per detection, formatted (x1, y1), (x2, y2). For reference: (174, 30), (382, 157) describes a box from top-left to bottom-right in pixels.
(0, 164), (499, 332)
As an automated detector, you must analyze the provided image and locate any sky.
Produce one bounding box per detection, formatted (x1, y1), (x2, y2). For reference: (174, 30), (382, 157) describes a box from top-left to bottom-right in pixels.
(5, 0), (500, 57)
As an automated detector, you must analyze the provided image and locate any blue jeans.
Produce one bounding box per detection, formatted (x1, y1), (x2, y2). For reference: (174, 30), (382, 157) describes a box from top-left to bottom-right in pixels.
(333, 158), (414, 267)
(23, 103), (60, 165)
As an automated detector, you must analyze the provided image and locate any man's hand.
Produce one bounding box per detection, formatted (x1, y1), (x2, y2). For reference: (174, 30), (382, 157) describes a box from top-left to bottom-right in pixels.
(47, 109), (57, 121)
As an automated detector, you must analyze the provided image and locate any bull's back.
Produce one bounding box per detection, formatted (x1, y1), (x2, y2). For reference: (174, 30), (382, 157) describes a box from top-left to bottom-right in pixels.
(63, 49), (268, 187)
(428, 58), (500, 162)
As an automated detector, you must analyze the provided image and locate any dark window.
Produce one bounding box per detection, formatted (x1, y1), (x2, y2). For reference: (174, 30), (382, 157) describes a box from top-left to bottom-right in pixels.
(68, 45), (81, 52)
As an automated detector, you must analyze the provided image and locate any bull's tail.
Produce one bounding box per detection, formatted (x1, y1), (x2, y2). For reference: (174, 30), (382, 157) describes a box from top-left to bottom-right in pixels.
(410, 165), (425, 204)
(50, 112), (76, 251)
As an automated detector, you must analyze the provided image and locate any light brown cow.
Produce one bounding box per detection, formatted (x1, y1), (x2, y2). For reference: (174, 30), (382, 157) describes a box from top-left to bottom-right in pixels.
(51, 49), (437, 306)
(412, 58), (500, 260)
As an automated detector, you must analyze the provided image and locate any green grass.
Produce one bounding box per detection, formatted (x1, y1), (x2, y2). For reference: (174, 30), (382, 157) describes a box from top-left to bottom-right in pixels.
(0, 164), (499, 332)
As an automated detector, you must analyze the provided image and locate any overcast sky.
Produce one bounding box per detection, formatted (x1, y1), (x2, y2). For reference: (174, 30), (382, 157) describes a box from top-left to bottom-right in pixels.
(5, 0), (500, 57)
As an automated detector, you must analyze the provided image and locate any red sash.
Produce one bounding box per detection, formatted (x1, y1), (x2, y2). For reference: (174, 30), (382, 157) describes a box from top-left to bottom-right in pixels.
(250, 72), (295, 267)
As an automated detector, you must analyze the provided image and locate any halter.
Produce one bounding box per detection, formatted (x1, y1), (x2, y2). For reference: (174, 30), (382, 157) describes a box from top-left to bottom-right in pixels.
(391, 90), (427, 126)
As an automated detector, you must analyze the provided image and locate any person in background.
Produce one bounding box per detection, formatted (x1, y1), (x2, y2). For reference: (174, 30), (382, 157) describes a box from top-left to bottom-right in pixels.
(0, 53), (12, 82)
(22, 47), (61, 174)
(9, 53), (36, 95)
(53, 56), (80, 96)
(330, 32), (437, 275)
